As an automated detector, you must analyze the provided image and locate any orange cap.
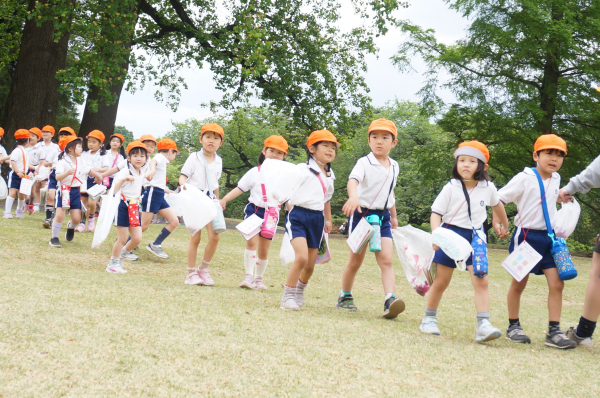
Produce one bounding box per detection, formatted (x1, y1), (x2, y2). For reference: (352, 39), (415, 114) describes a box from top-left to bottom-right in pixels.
(200, 123), (224, 138)
(368, 118), (397, 137)
(534, 134), (567, 155)
(126, 140), (147, 154)
(110, 133), (125, 143)
(58, 136), (82, 151)
(86, 130), (105, 143)
(29, 127), (42, 139)
(0, 127), (4, 137)
(14, 129), (31, 140)
(140, 134), (157, 143)
(306, 129), (340, 148)
(58, 126), (76, 136)
(455, 141), (490, 164)
(42, 125), (55, 135)
(157, 138), (179, 152)
(264, 135), (288, 153)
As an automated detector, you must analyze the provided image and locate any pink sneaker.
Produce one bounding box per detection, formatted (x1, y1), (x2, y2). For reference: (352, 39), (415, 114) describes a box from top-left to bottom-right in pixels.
(253, 277), (267, 290)
(184, 271), (205, 285)
(3, 212), (12, 219)
(75, 223), (86, 232)
(198, 268), (215, 286)
(87, 218), (95, 232)
(15, 209), (23, 219)
(239, 274), (254, 289)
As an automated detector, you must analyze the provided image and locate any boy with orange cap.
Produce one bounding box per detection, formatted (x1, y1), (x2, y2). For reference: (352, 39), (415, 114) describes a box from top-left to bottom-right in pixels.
(494, 134), (576, 349)
(79, 129), (108, 232)
(220, 135), (289, 290)
(179, 123), (224, 286)
(3, 129), (31, 218)
(338, 119), (406, 319)
(25, 128), (43, 213)
(0, 128), (9, 164)
(32, 126), (60, 213)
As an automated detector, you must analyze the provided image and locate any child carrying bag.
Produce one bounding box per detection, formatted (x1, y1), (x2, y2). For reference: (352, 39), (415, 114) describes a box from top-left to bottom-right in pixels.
(460, 181), (489, 278)
(200, 151), (226, 234)
(531, 168), (577, 281)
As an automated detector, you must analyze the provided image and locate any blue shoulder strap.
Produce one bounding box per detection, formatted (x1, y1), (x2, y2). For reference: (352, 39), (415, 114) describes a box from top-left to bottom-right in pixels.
(530, 167), (556, 242)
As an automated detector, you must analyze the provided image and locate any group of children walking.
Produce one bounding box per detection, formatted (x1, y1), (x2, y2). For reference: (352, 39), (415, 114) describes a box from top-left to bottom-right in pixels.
(2, 120), (600, 351)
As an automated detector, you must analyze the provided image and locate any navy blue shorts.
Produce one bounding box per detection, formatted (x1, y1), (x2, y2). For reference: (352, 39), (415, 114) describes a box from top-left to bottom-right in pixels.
(348, 208), (392, 239)
(55, 187), (82, 210)
(244, 203), (273, 240)
(115, 200), (141, 228)
(80, 177), (95, 197)
(7, 170), (22, 190)
(48, 170), (57, 190)
(509, 228), (556, 275)
(285, 206), (324, 249)
(141, 186), (170, 214)
(433, 223), (474, 269)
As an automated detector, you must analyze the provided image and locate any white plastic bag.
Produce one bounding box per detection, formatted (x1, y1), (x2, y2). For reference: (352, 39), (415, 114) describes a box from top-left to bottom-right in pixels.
(431, 227), (473, 271)
(0, 177), (7, 200)
(33, 166), (49, 181)
(19, 178), (34, 196)
(180, 184), (216, 237)
(259, 159), (304, 204)
(280, 232), (295, 265)
(555, 199), (581, 239)
(392, 226), (435, 297)
(92, 187), (120, 249)
(165, 192), (184, 217)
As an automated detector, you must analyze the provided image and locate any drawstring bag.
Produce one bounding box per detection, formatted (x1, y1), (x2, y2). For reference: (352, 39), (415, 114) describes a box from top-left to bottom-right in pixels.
(554, 199), (581, 239)
(392, 226), (435, 297)
(258, 158), (304, 204)
(531, 168), (577, 281)
(460, 181), (488, 278)
(200, 151), (226, 234)
(178, 184), (217, 237)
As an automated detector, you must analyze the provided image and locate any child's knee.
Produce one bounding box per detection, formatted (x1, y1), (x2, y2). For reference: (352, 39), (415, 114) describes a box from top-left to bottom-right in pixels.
(473, 276), (489, 290)
(548, 278), (564, 293)
(210, 232), (220, 244)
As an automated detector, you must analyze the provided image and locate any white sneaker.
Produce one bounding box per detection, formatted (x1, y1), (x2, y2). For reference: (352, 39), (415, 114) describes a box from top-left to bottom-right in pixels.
(184, 271), (205, 285)
(420, 316), (441, 335)
(3, 212), (12, 219)
(106, 258), (127, 273)
(239, 274), (254, 289)
(476, 319), (502, 343)
(280, 295), (300, 311)
(567, 325), (593, 348)
(33, 206), (40, 213)
(121, 250), (139, 261)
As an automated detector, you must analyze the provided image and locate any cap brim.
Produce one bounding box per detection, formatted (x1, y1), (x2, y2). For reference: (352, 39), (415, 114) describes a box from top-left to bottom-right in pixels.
(368, 128), (397, 137)
(536, 145), (567, 155)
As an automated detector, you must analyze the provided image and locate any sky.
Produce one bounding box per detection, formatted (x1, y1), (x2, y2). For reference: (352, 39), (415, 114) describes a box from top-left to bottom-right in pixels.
(94, 0), (469, 139)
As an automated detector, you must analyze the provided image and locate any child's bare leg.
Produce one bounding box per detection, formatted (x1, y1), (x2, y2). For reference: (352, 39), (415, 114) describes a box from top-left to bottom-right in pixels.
(88, 198), (97, 216)
(543, 268), (564, 322)
(8, 187), (17, 199)
(112, 226), (130, 258)
(298, 248), (318, 284)
(124, 226), (142, 252)
(468, 267), (489, 313)
(507, 275), (529, 319)
(286, 237), (309, 286)
(425, 263), (454, 310)
(187, 231), (202, 269)
(582, 253), (600, 322)
(141, 211), (154, 232)
(69, 209), (82, 225)
(201, 223), (220, 263)
(246, 234), (259, 251)
(341, 246), (368, 293)
(375, 237), (395, 294)
(158, 208), (179, 232)
(257, 236), (270, 260)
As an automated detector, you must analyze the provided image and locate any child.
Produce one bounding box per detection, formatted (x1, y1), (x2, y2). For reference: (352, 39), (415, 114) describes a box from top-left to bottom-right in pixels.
(141, 138), (180, 258)
(79, 129), (107, 232)
(26, 128), (42, 212)
(101, 133), (126, 190)
(421, 141), (509, 343)
(178, 123), (224, 286)
(32, 126), (60, 214)
(42, 127), (76, 228)
(493, 134), (576, 349)
(3, 129), (31, 218)
(558, 154), (600, 347)
(106, 140), (148, 273)
(49, 136), (101, 247)
(220, 135), (289, 290)
(338, 119), (405, 318)
(281, 130), (338, 311)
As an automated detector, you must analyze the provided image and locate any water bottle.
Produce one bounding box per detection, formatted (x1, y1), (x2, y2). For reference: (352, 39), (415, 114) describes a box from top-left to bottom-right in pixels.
(261, 207), (279, 239)
(61, 184), (71, 209)
(471, 229), (488, 278)
(128, 200), (140, 227)
(366, 214), (381, 252)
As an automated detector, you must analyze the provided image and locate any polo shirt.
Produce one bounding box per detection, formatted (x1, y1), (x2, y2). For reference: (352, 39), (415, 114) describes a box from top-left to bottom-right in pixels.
(349, 152), (398, 209)
(288, 158), (335, 211)
(180, 149), (222, 193)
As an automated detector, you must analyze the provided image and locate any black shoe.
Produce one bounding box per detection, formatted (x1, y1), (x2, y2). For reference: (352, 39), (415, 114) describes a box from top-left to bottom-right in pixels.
(337, 295), (358, 311)
(65, 227), (75, 242)
(43, 219), (51, 229)
(133, 245), (139, 250)
(383, 296), (406, 319)
(49, 237), (62, 248)
(545, 329), (577, 349)
(506, 324), (531, 344)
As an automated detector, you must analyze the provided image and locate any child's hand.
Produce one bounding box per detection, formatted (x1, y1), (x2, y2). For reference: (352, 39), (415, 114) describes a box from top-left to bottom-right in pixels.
(94, 174), (103, 184)
(342, 197), (361, 217)
(391, 217), (398, 229)
(145, 171), (155, 181)
(17, 171), (24, 178)
(324, 220), (332, 233)
(557, 188), (573, 203)
(432, 244), (440, 251)
(66, 168), (76, 176)
(219, 199), (227, 210)
(493, 223), (509, 239)
(165, 188), (172, 194)
(125, 176), (135, 182)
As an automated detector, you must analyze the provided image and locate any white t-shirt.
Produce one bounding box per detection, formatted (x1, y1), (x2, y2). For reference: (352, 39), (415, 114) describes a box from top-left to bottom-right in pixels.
(45, 145), (62, 170)
(114, 163), (145, 201)
(237, 166), (279, 208)
(498, 167), (561, 231)
(349, 152), (398, 210)
(180, 149), (222, 194)
(431, 179), (500, 230)
(27, 145), (40, 167)
(147, 153), (169, 190)
(116, 159), (151, 188)
(288, 158), (335, 211)
(35, 141), (59, 166)
(9, 145), (28, 174)
(0, 145), (7, 159)
(55, 156), (91, 188)
(102, 152), (125, 176)
(81, 150), (106, 171)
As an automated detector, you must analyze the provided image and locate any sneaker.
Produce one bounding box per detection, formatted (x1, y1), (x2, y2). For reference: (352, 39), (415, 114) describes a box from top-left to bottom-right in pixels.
(337, 295), (358, 311)
(106, 258), (127, 273)
(121, 250), (139, 261)
(49, 237), (62, 248)
(146, 243), (169, 259)
(296, 285), (306, 308)
(566, 325), (594, 348)
(185, 271), (205, 285)
(198, 268), (215, 286)
(506, 324), (531, 344)
(15, 209), (23, 218)
(65, 223), (75, 242)
(420, 316), (441, 335)
(43, 218), (50, 228)
(475, 319), (502, 343)
(133, 246), (139, 250)
(253, 277), (267, 290)
(545, 329), (577, 349)
(3, 212), (12, 219)
(75, 223), (86, 232)
(239, 274), (254, 289)
(27, 204), (34, 213)
(383, 296), (406, 319)
(87, 219), (95, 232)
(33, 205), (40, 213)
(281, 295), (300, 311)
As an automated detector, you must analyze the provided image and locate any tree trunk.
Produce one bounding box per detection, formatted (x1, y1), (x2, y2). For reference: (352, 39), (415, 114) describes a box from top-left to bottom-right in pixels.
(4, 0), (69, 144)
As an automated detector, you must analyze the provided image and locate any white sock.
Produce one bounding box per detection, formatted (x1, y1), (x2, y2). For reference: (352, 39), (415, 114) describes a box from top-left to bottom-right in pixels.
(17, 199), (25, 211)
(4, 197), (15, 213)
(244, 249), (257, 275)
(255, 258), (268, 278)
(199, 259), (210, 269)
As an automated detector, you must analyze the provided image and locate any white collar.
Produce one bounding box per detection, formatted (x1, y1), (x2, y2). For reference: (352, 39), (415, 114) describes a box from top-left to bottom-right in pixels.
(523, 167), (558, 179)
(450, 178), (488, 187)
(308, 157), (323, 174)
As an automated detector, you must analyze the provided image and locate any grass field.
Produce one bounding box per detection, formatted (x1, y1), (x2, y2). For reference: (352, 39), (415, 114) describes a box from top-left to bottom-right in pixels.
(1, 213), (599, 397)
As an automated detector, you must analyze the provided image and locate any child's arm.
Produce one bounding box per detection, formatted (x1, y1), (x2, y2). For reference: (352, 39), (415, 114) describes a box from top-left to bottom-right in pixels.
(219, 187), (244, 210)
(178, 174), (188, 186)
(88, 169), (102, 182)
(342, 179), (361, 217)
(214, 188), (219, 200)
(10, 160), (24, 178)
(491, 202), (510, 239)
(324, 201), (332, 233)
(145, 159), (157, 181)
(430, 213), (442, 251)
(112, 176), (134, 193)
(56, 167), (75, 182)
(389, 202), (398, 229)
